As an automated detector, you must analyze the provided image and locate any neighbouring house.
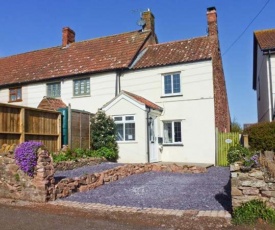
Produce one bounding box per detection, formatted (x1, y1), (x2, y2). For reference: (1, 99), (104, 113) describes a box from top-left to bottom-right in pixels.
(0, 7), (230, 164)
(253, 29), (275, 122)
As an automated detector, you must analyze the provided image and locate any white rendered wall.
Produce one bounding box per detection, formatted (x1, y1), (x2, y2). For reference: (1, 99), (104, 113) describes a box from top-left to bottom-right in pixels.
(256, 45), (270, 122)
(103, 97), (148, 163)
(0, 71), (117, 114)
(122, 61), (216, 164)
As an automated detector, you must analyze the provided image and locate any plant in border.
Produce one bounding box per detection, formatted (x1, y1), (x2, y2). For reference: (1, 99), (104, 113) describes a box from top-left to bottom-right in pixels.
(233, 199), (275, 226)
(14, 141), (43, 177)
(90, 110), (118, 160)
(227, 144), (251, 165)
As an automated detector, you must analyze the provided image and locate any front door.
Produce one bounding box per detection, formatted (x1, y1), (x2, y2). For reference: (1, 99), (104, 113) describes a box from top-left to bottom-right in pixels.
(149, 116), (158, 162)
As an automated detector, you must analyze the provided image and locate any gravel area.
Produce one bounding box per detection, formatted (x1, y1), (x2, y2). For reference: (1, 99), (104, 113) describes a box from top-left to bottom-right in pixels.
(54, 162), (123, 179)
(61, 166), (231, 211)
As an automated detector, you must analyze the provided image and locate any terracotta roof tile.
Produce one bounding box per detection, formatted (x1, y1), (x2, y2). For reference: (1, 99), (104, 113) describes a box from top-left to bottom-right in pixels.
(254, 29), (275, 50)
(0, 30), (151, 87)
(133, 36), (214, 69)
(122, 90), (162, 111)
(37, 97), (67, 111)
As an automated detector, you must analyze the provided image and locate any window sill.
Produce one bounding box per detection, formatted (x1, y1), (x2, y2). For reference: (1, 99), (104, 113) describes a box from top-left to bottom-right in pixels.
(161, 94), (183, 98)
(117, 141), (138, 144)
(163, 144), (184, 146)
(8, 99), (22, 103)
(72, 95), (91, 98)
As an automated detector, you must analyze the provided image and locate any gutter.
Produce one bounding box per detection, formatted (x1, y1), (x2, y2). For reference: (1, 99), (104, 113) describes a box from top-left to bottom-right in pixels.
(267, 50), (274, 120)
(146, 107), (151, 163)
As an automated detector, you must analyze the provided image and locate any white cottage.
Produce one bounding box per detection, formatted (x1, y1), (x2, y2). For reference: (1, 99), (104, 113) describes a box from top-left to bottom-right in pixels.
(253, 29), (275, 122)
(0, 7), (230, 164)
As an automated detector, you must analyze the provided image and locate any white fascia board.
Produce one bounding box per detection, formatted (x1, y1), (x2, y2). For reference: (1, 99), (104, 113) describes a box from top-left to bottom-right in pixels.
(102, 94), (146, 112)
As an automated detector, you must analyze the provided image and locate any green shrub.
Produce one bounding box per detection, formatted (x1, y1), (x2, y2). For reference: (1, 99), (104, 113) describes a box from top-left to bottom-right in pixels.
(90, 110), (118, 159)
(233, 200), (275, 225)
(244, 121), (275, 151)
(227, 144), (251, 164)
(52, 153), (69, 162)
(96, 147), (118, 161)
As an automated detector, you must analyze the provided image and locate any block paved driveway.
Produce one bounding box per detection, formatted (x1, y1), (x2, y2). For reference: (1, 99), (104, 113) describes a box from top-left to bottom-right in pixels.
(57, 164), (231, 211)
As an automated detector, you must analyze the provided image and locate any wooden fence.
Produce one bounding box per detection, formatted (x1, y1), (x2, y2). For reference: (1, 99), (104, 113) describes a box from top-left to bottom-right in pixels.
(216, 131), (240, 166)
(0, 103), (61, 152)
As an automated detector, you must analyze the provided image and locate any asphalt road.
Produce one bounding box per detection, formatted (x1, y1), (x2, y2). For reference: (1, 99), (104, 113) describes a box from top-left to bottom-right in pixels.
(0, 204), (158, 230)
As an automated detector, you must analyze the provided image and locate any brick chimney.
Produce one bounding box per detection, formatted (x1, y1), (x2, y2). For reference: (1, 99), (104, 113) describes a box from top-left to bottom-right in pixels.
(142, 9), (155, 33)
(207, 7), (218, 36)
(62, 27), (75, 47)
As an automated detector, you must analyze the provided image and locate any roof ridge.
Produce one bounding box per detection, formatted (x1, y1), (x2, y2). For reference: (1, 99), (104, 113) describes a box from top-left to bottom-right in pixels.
(0, 30), (149, 60)
(254, 28), (275, 33)
(146, 35), (208, 48)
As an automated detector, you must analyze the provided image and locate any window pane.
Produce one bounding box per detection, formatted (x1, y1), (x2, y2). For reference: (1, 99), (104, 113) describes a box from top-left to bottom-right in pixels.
(125, 116), (134, 121)
(174, 122), (182, 142)
(125, 123), (135, 141)
(164, 75), (172, 94)
(116, 124), (124, 141)
(173, 74), (180, 93)
(114, 117), (122, 121)
(163, 122), (172, 143)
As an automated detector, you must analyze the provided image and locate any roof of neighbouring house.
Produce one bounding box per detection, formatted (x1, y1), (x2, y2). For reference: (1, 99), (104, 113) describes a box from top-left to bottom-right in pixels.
(132, 36), (214, 69)
(253, 28), (275, 90)
(0, 30), (152, 87)
(254, 29), (275, 50)
(37, 97), (67, 111)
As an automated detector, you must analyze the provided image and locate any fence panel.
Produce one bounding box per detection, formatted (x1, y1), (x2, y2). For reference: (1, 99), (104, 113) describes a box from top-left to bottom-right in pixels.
(0, 103), (61, 152)
(217, 132), (240, 166)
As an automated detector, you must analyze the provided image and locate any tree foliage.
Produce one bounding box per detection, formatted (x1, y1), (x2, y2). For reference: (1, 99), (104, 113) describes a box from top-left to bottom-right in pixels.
(90, 110), (118, 160)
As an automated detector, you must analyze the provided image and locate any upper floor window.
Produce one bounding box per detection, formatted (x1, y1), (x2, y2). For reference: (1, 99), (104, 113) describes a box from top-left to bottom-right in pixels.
(47, 82), (61, 98)
(163, 121), (182, 144)
(9, 87), (22, 102)
(114, 115), (135, 141)
(163, 73), (181, 96)
(73, 78), (90, 96)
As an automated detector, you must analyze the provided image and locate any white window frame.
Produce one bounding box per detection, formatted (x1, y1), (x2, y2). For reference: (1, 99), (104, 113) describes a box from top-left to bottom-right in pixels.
(163, 120), (182, 144)
(162, 72), (181, 96)
(47, 82), (61, 98)
(73, 78), (90, 96)
(113, 115), (136, 142)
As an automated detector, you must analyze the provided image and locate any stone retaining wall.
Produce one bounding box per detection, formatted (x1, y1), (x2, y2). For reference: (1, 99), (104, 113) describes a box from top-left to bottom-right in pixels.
(53, 163), (206, 200)
(231, 161), (275, 209)
(0, 147), (55, 202)
(0, 143), (206, 202)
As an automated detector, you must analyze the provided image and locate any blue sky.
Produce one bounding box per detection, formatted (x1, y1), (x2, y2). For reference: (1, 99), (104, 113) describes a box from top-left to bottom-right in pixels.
(0, 0), (274, 127)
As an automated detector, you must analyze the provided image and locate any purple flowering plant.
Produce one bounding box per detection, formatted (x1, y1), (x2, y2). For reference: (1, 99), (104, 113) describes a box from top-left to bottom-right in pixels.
(14, 141), (43, 177)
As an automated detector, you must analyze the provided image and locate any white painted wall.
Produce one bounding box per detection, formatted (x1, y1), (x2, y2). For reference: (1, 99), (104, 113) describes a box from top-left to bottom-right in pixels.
(256, 45), (270, 122)
(0, 71), (117, 114)
(122, 61), (216, 164)
(103, 97), (148, 163)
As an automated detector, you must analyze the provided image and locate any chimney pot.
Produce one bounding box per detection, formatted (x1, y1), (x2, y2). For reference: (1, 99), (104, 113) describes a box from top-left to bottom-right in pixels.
(62, 27), (75, 47)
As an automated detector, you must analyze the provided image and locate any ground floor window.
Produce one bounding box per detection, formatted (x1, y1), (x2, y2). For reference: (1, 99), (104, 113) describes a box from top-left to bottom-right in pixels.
(114, 115), (135, 141)
(163, 121), (182, 144)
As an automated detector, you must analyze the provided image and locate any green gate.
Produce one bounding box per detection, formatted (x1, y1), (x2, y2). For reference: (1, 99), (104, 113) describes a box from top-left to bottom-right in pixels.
(216, 132), (240, 166)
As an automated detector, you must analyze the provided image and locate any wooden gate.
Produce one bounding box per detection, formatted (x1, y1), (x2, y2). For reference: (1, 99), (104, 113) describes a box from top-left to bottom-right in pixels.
(216, 132), (240, 166)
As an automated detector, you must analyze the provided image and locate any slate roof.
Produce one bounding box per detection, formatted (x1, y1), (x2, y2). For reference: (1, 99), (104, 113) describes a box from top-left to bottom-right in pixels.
(133, 36), (214, 69)
(37, 97), (67, 111)
(122, 90), (162, 111)
(254, 29), (275, 50)
(0, 30), (151, 87)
